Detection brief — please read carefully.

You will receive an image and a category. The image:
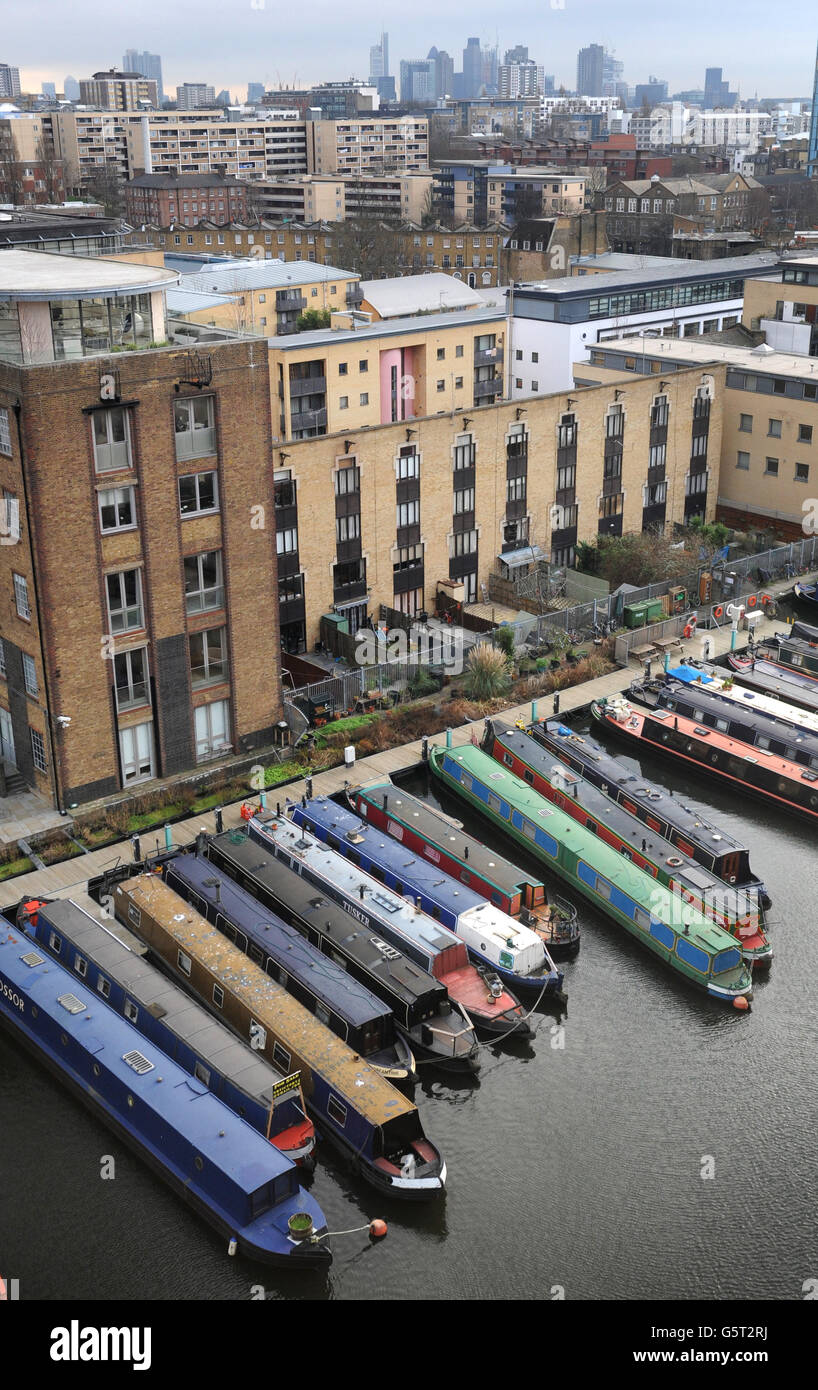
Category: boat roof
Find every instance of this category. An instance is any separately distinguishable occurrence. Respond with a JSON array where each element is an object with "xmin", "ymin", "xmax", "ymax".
[
  {"xmin": 732, "ymin": 660, "xmax": 818, "ymax": 710},
  {"xmin": 655, "ymin": 679, "xmax": 818, "ymax": 754},
  {"xmin": 488, "ymin": 723, "xmax": 755, "ymax": 914},
  {"xmin": 536, "ymin": 720, "xmax": 750, "ymax": 858},
  {"xmin": 668, "ymin": 664, "xmax": 818, "ymax": 731},
  {"xmin": 249, "ymin": 816, "xmax": 465, "ymax": 959},
  {"xmin": 0, "ymin": 927, "xmax": 292, "ymax": 1193},
  {"xmin": 616, "ymin": 698, "xmax": 815, "ymax": 786},
  {"xmin": 114, "ymin": 874, "xmax": 414, "ymax": 1127},
  {"xmin": 209, "ymin": 828, "xmax": 442, "ymax": 1007},
  {"xmin": 356, "ymin": 780, "xmax": 545, "ymax": 899},
  {"xmin": 292, "ymin": 798, "xmax": 535, "ymax": 945},
  {"xmin": 433, "ymin": 743, "xmax": 739, "ymax": 956},
  {"xmin": 164, "ymin": 852, "xmax": 392, "ymax": 1028},
  {"xmin": 30, "ymin": 899, "xmax": 287, "ymax": 1105}
]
